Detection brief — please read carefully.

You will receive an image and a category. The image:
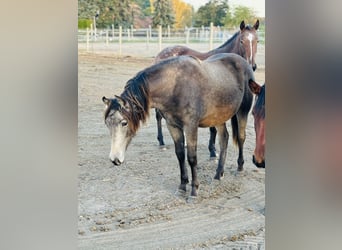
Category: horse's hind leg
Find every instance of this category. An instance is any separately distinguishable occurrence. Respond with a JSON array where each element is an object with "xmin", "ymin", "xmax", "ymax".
[
  {"xmin": 232, "ymin": 113, "xmax": 248, "ymax": 171},
  {"xmin": 166, "ymin": 123, "xmax": 188, "ymax": 192},
  {"xmin": 184, "ymin": 126, "xmax": 199, "ymax": 196},
  {"xmin": 214, "ymin": 123, "xmax": 229, "ymax": 180},
  {"xmin": 156, "ymin": 109, "xmax": 165, "ymax": 147},
  {"xmin": 208, "ymin": 127, "xmax": 217, "ymax": 159}
]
